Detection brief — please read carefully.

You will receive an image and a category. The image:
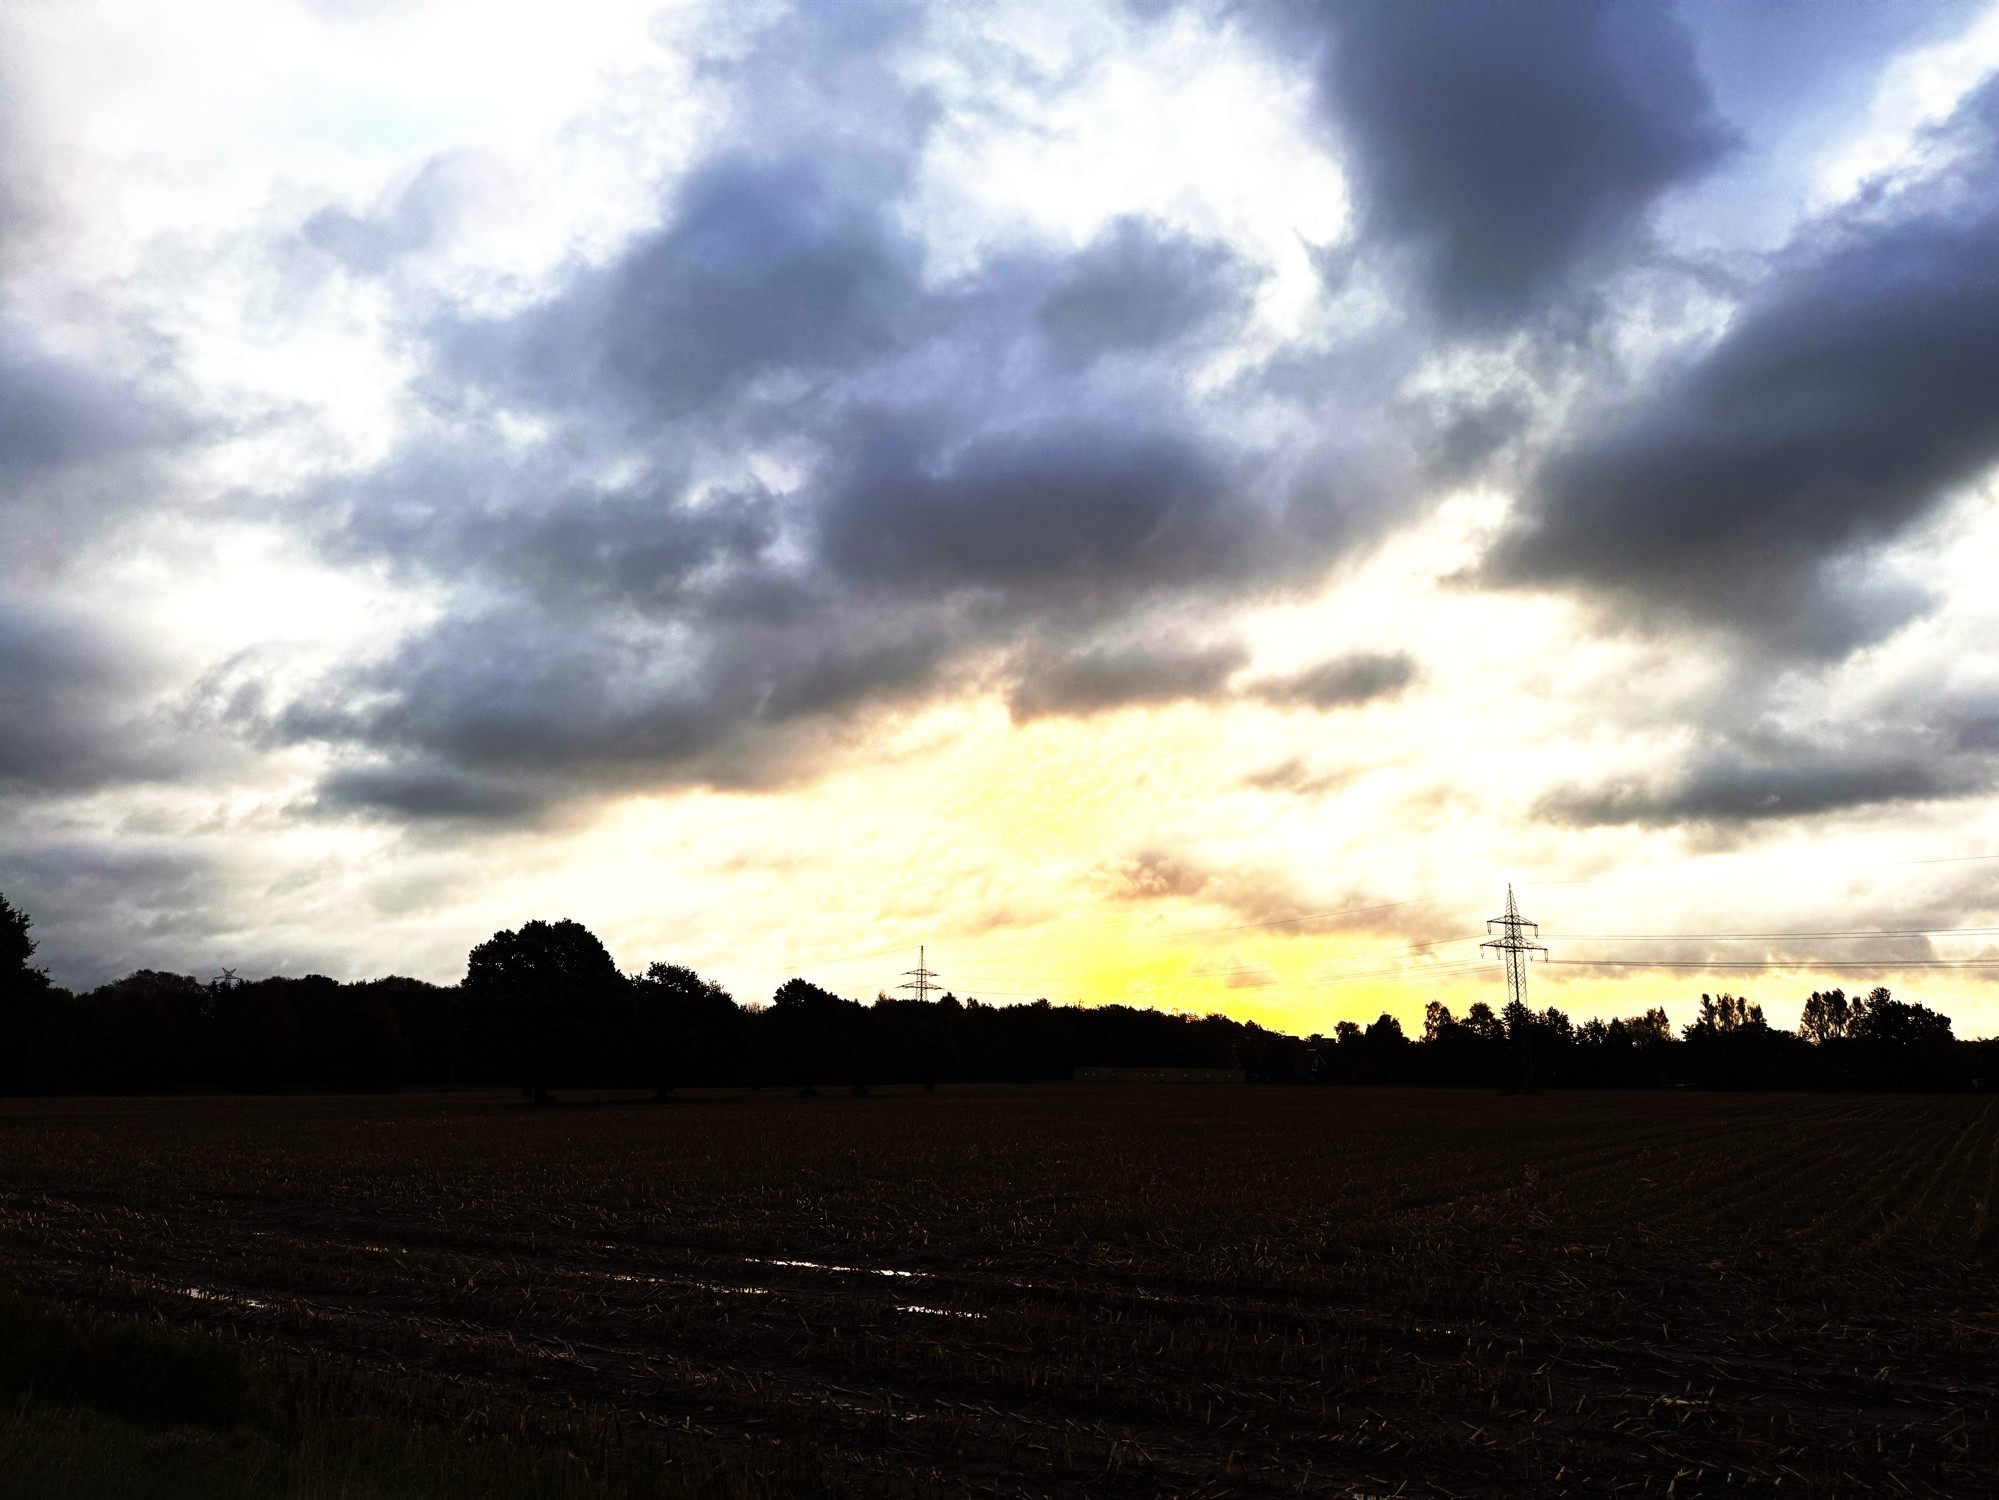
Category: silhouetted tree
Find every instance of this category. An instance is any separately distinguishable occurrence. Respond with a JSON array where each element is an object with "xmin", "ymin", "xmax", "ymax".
[
  {"xmin": 762, "ymin": 978, "xmax": 867, "ymax": 1091},
  {"xmin": 1625, "ymin": 1007, "xmax": 1672, "ymax": 1044},
  {"xmin": 0, "ymin": 895, "xmax": 87, "ymax": 1095},
  {"xmin": 1416, "ymin": 1001, "xmax": 1481, "ymax": 1083},
  {"xmin": 1501, "ymin": 998, "xmax": 1537, "ymax": 1090},
  {"xmin": 1463, "ymin": 1002, "xmax": 1505, "ymax": 1044},
  {"xmin": 82, "ymin": 970, "xmax": 205, "ymax": 1092},
  {"xmin": 0, "ymin": 894, "xmax": 47, "ymax": 1001},
  {"xmin": 1363, "ymin": 1013, "xmax": 1409, "ymax": 1080},
  {"xmin": 353, "ymin": 977, "xmax": 454, "ymax": 1084},
  {"xmin": 1678, "ymin": 992, "xmax": 1803, "ymax": 1089},
  {"xmin": 207, "ymin": 974, "xmax": 303, "ymax": 1092},
  {"xmin": 325, "ymin": 990, "xmax": 411, "ymax": 1092},
  {"xmin": 1845, "ymin": 987, "xmax": 1959, "ymax": 1089},
  {"xmin": 1799, "ymin": 988, "xmax": 1853, "ymax": 1044},
  {"xmin": 461, "ymin": 920, "xmax": 630, "ymax": 1104},
  {"xmin": 633, "ymin": 962, "xmax": 742, "ymax": 1093}
]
